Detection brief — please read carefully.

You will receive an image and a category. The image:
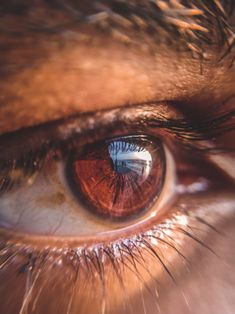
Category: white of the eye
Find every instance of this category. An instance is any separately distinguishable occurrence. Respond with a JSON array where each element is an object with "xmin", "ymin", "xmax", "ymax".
[{"xmin": 148, "ymin": 145, "xmax": 176, "ymax": 219}]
